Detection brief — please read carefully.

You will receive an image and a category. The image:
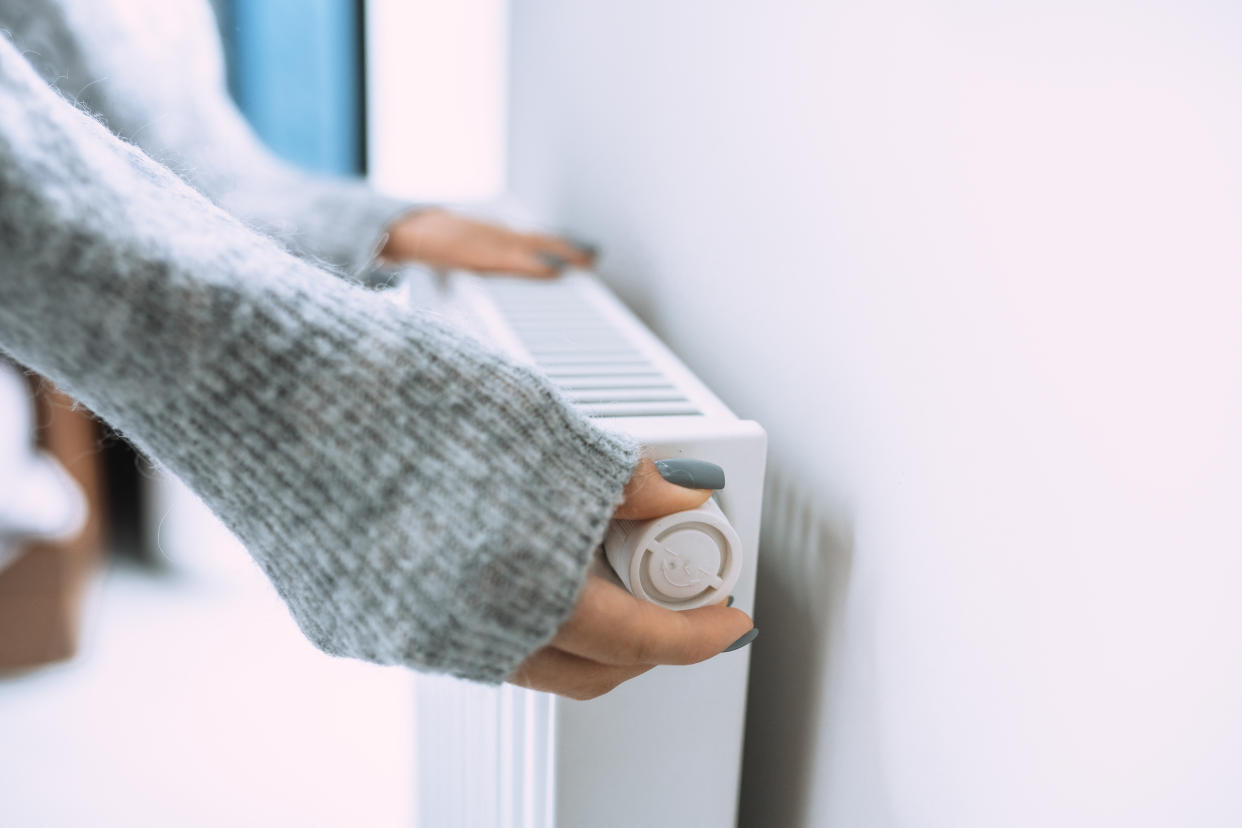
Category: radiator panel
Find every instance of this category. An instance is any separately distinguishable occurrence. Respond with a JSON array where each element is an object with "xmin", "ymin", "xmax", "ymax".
[{"xmin": 401, "ymin": 270, "xmax": 766, "ymax": 827}]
